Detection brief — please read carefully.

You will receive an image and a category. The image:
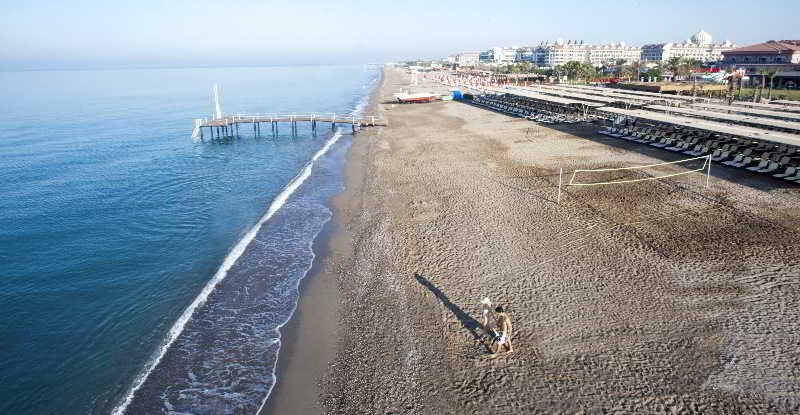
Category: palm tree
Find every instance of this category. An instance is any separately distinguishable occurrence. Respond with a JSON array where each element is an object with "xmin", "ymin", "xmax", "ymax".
[
  {"xmin": 552, "ymin": 64, "xmax": 566, "ymax": 81},
  {"xmin": 561, "ymin": 61, "xmax": 583, "ymax": 82},
  {"xmin": 760, "ymin": 69, "xmax": 778, "ymax": 100},
  {"xmin": 619, "ymin": 65, "xmax": 636, "ymax": 81},
  {"xmin": 579, "ymin": 63, "xmax": 598, "ymax": 82},
  {"xmin": 664, "ymin": 57, "xmax": 682, "ymax": 80},
  {"xmin": 664, "ymin": 57, "xmax": 695, "ymax": 81},
  {"xmin": 630, "ymin": 60, "xmax": 644, "ymax": 81}
]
